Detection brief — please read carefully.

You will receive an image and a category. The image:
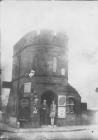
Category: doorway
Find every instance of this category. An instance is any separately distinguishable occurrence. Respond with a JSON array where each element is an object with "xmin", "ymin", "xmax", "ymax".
[{"xmin": 40, "ymin": 90, "xmax": 57, "ymax": 125}]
